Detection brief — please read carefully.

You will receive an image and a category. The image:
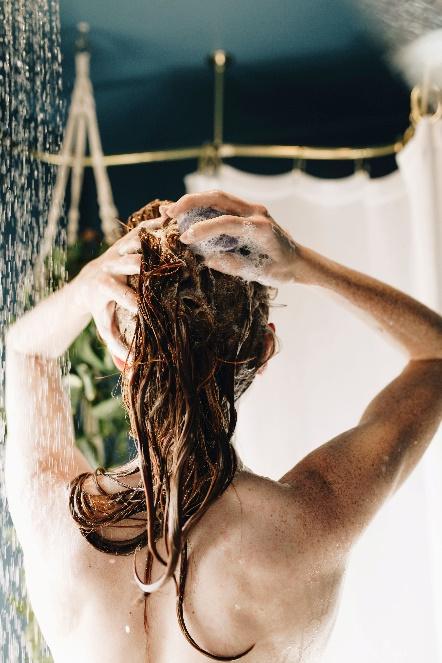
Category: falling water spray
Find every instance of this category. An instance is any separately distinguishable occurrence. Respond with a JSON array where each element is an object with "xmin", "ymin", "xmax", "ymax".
[{"xmin": 0, "ymin": 1, "xmax": 65, "ymax": 660}]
